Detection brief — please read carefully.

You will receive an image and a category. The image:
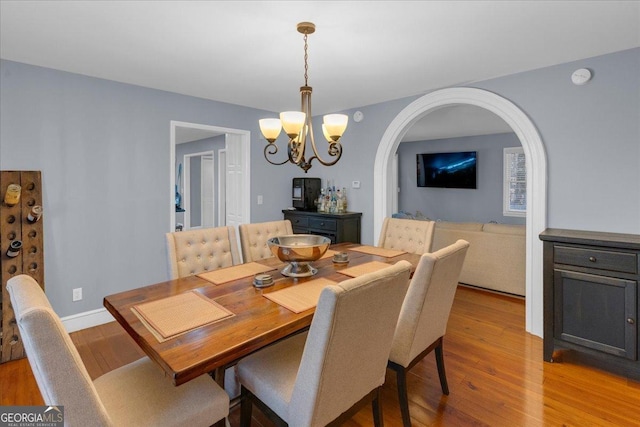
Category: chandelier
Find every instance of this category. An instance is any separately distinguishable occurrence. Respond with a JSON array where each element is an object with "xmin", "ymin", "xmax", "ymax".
[{"xmin": 259, "ymin": 22, "xmax": 348, "ymax": 173}]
